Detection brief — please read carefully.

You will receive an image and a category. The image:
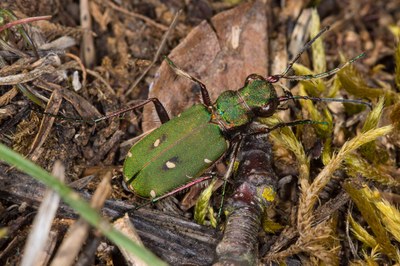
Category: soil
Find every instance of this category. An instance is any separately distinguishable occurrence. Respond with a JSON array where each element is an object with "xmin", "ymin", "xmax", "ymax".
[{"xmin": 1, "ymin": 0, "xmax": 400, "ymax": 265}]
